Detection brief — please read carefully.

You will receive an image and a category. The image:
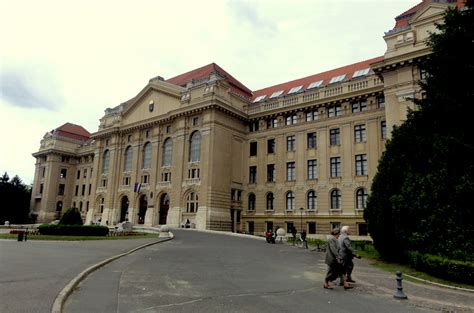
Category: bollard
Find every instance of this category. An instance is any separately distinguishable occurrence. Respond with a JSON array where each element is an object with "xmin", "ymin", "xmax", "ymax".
[
  {"xmin": 393, "ymin": 271, "xmax": 408, "ymax": 299},
  {"xmin": 17, "ymin": 231, "xmax": 24, "ymax": 242}
]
